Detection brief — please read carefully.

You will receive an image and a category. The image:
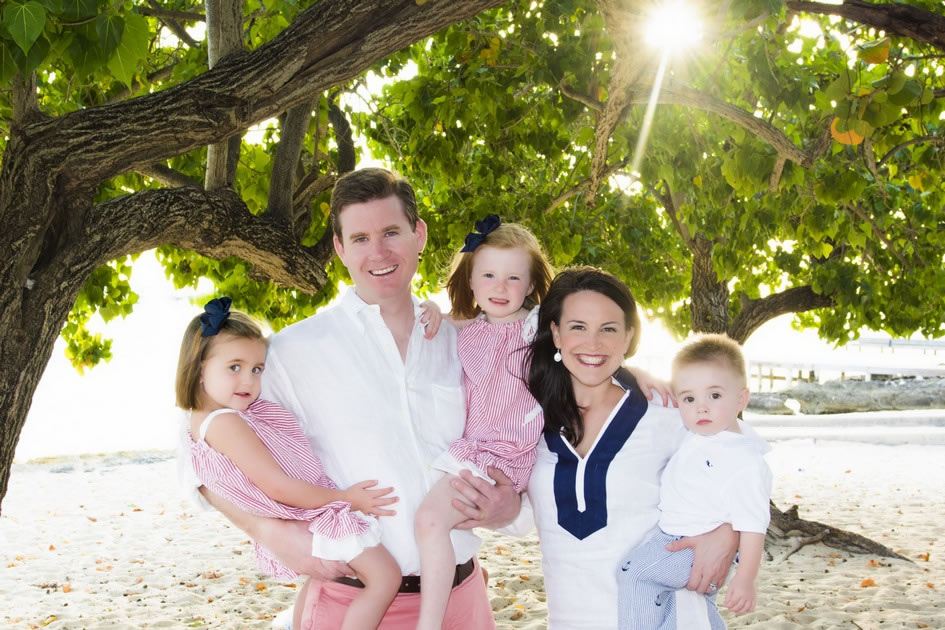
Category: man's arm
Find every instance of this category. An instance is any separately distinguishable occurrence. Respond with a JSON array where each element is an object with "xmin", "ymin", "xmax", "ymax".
[
  {"xmin": 199, "ymin": 486, "xmax": 352, "ymax": 579},
  {"xmin": 664, "ymin": 523, "xmax": 739, "ymax": 593},
  {"xmin": 449, "ymin": 467, "xmax": 522, "ymax": 530}
]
